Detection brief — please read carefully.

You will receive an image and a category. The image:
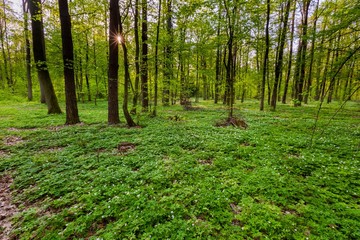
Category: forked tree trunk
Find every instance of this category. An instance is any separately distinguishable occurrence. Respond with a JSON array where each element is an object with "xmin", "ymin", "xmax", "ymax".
[
  {"xmin": 58, "ymin": 0, "xmax": 80, "ymax": 124},
  {"xmin": 119, "ymin": 5, "xmax": 137, "ymax": 127},
  {"xmin": 29, "ymin": 0, "xmax": 62, "ymax": 114}
]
